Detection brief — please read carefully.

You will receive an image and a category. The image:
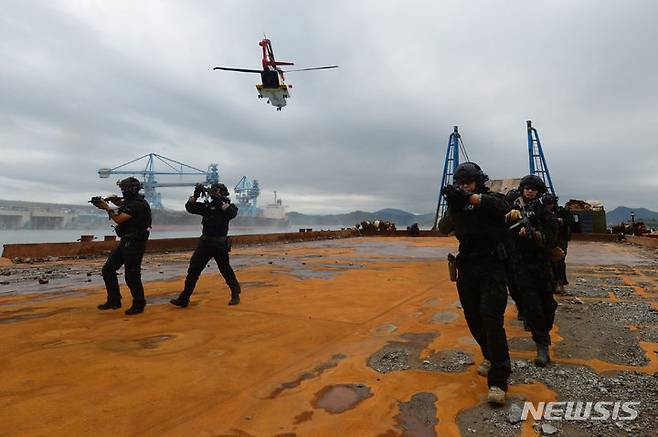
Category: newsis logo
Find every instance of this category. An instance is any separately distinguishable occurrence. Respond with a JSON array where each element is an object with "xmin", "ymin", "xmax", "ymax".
[{"xmin": 521, "ymin": 401, "xmax": 640, "ymax": 421}]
